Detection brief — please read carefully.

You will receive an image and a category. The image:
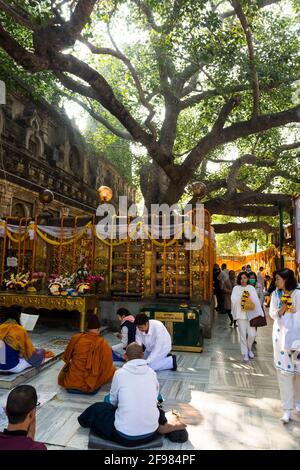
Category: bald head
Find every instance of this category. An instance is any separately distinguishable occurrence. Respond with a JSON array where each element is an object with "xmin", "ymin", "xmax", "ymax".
[{"xmin": 125, "ymin": 342, "xmax": 144, "ymax": 361}]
